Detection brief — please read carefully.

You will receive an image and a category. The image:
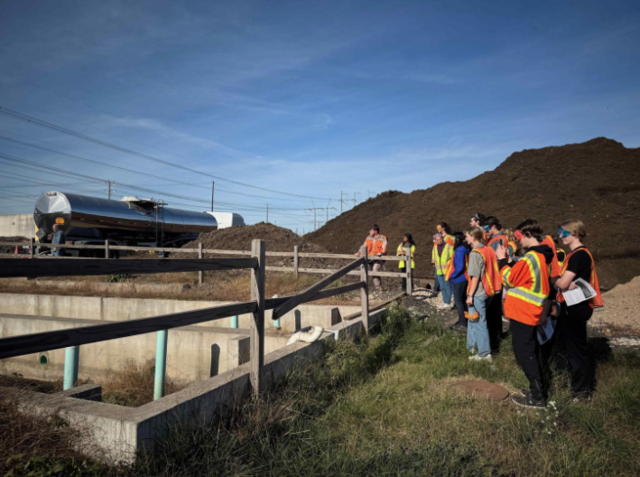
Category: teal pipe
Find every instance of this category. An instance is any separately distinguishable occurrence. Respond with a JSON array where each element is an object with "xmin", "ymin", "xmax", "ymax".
[
  {"xmin": 230, "ymin": 315, "xmax": 238, "ymax": 329},
  {"xmin": 63, "ymin": 346, "xmax": 79, "ymax": 390},
  {"xmin": 154, "ymin": 330, "xmax": 168, "ymax": 400},
  {"xmin": 274, "ymin": 318, "xmax": 281, "ymax": 328}
]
